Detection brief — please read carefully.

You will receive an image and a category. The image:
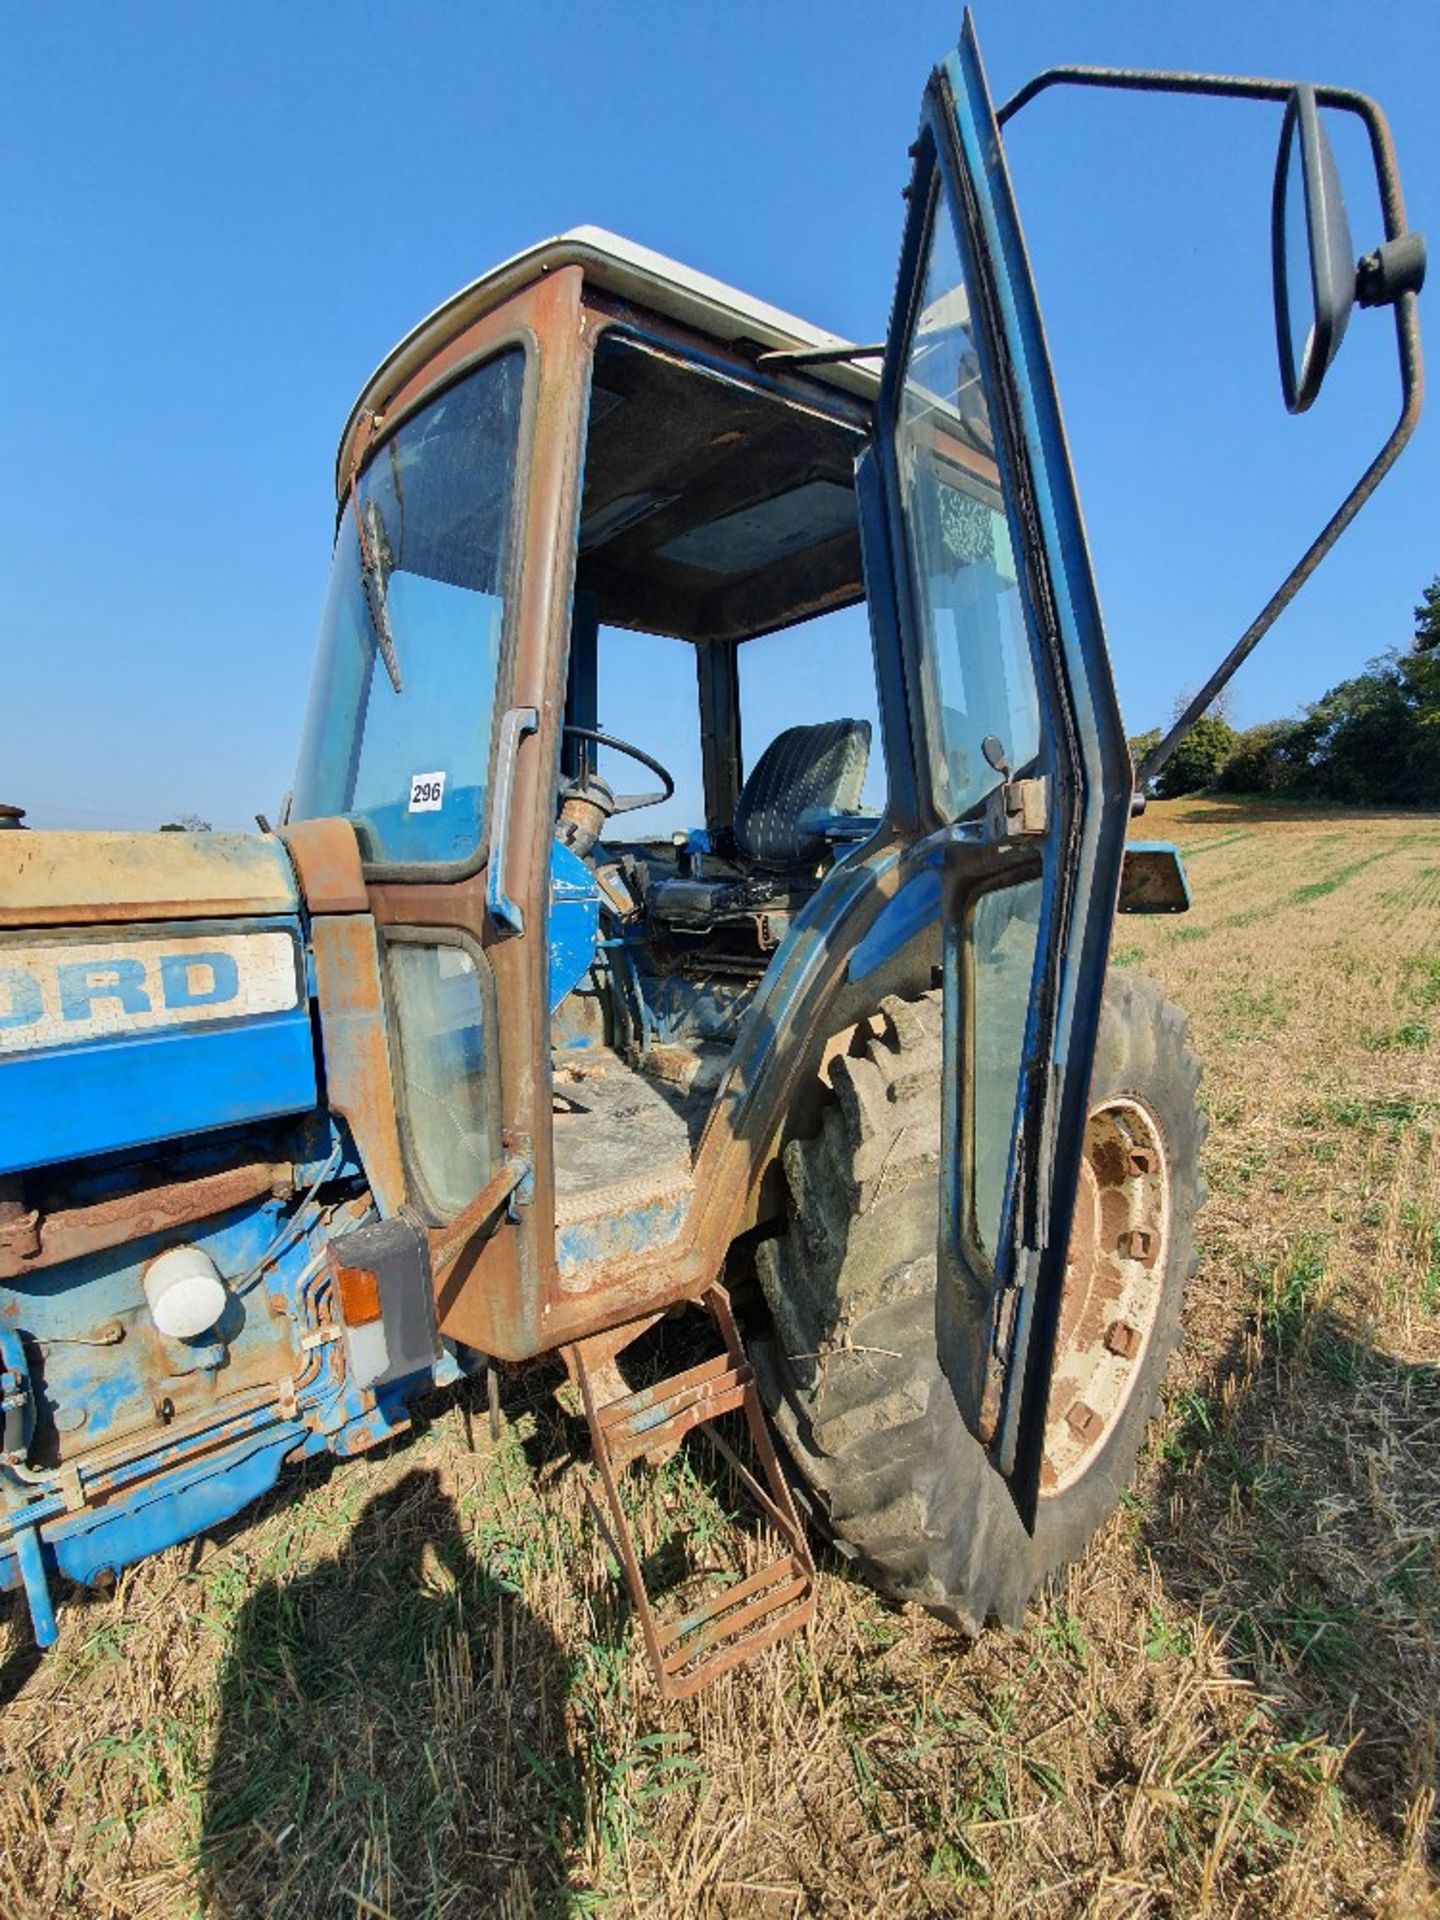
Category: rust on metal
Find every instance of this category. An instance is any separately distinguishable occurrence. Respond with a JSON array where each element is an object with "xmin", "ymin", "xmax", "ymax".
[
  {"xmin": 597, "ymin": 1350, "xmax": 751, "ymax": 1468},
  {"xmin": 0, "ymin": 1159, "xmax": 289, "ymax": 1280},
  {"xmin": 307, "ymin": 915, "xmax": 408, "ymax": 1219},
  {"xmin": 566, "ymin": 1286, "xmax": 816, "ymax": 1699},
  {"xmin": 1065, "ymin": 1400, "xmax": 1102, "ymax": 1441},
  {"xmin": 77, "ymin": 1386, "xmax": 282, "ymax": 1502},
  {"xmin": 657, "ymin": 1556, "xmax": 812, "ymax": 1685},
  {"xmin": 1052, "ymin": 1160, "xmax": 1122, "ymax": 1364},
  {"xmin": 538, "ymin": 1242, "xmax": 712, "ymax": 1349},
  {"xmin": 1103, "ymin": 1318, "xmax": 1143, "ymax": 1359},
  {"xmin": 279, "ymin": 817, "xmax": 367, "ymax": 915},
  {"xmin": 367, "ymin": 873, "xmax": 491, "ymax": 938},
  {"xmin": 0, "ymin": 830, "xmax": 298, "ymax": 929},
  {"xmin": 363, "ymin": 268, "xmax": 609, "ymax": 1364},
  {"xmin": 1045, "ymin": 1098, "xmax": 1171, "ymax": 1495},
  {"xmin": 427, "ymin": 1154, "xmax": 539, "ymax": 1345},
  {"xmin": 0, "ymin": 1179, "xmax": 40, "ymax": 1263},
  {"xmin": 1118, "ymin": 1227, "xmax": 1158, "ymax": 1264},
  {"xmin": 0, "ymin": 1210, "xmax": 41, "ymax": 1263},
  {"xmin": 427, "ymin": 1173, "xmax": 527, "ymax": 1357}
]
